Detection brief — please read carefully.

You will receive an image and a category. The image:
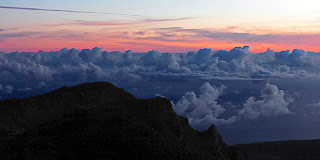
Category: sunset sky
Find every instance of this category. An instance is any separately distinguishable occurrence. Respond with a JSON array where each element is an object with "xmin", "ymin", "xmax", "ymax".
[
  {"xmin": 2, "ymin": 1, "xmax": 320, "ymax": 145},
  {"xmin": 1, "ymin": 0, "xmax": 320, "ymax": 52}
]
